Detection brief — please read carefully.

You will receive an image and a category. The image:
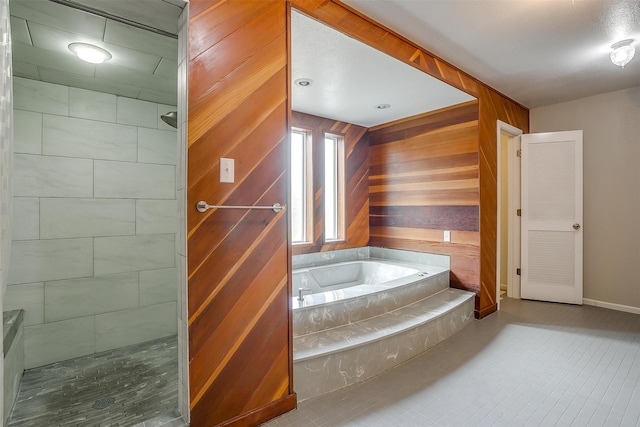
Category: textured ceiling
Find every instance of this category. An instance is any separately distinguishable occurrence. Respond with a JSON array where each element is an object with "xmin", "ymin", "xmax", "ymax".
[
  {"xmin": 342, "ymin": 0, "xmax": 640, "ymax": 108},
  {"xmin": 9, "ymin": 0, "xmax": 183, "ymax": 106},
  {"xmin": 291, "ymin": 11, "xmax": 475, "ymax": 127}
]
